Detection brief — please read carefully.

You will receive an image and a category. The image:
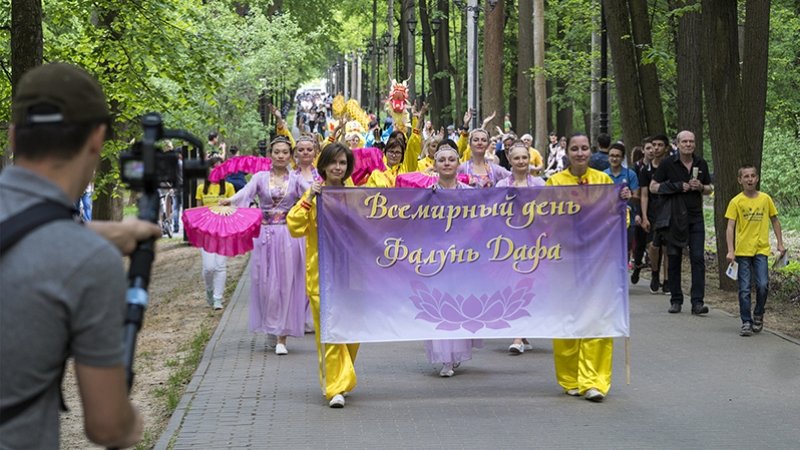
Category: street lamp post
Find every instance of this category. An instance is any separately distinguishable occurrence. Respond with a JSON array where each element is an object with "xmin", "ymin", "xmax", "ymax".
[
  {"xmin": 453, "ymin": 0, "xmax": 498, "ymax": 130},
  {"xmin": 407, "ymin": 16, "xmax": 417, "ymax": 101}
]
